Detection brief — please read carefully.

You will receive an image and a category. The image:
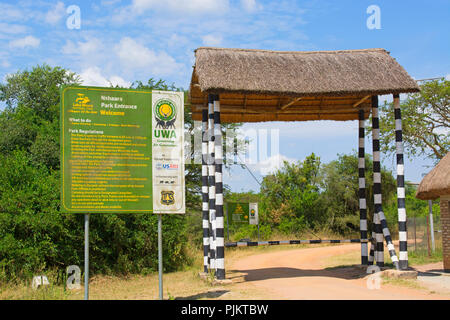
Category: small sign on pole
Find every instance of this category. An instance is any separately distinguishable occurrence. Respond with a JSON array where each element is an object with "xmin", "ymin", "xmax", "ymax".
[
  {"xmin": 227, "ymin": 202, "xmax": 250, "ymax": 224},
  {"xmin": 249, "ymin": 203, "xmax": 259, "ymax": 225},
  {"xmin": 226, "ymin": 202, "xmax": 259, "ymax": 225}
]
